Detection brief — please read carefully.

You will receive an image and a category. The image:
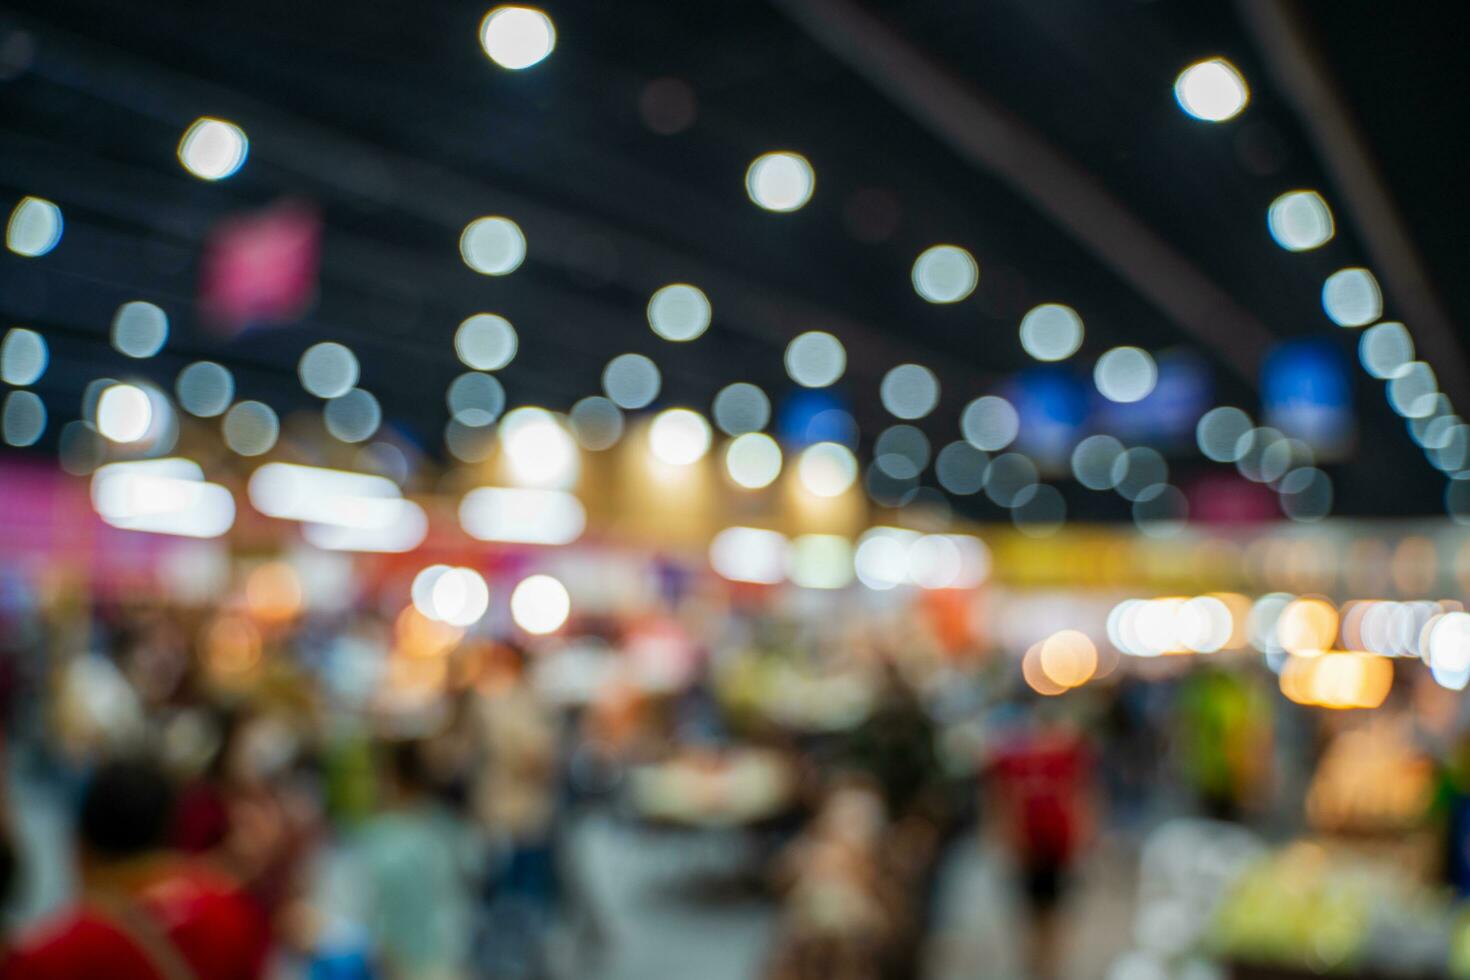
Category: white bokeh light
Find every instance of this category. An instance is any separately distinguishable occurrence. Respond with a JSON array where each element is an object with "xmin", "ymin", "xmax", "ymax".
[
  {"xmin": 2, "ymin": 391, "xmax": 45, "ymax": 447},
  {"xmin": 447, "ymin": 372, "xmax": 506, "ymax": 427},
  {"xmin": 324, "ymin": 388, "xmax": 381, "ymax": 443},
  {"xmin": 460, "ymin": 216, "xmax": 526, "ymax": 276},
  {"xmin": 798, "ymin": 442, "xmax": 858, "ymax": 497},
  {"xmin": 111, "ymin": 301, "xmax": 168, "ymax": 358},
  {"xmin": 6, "ymin": 197, "xmax": 62, "ymax": 257},
  {"xmin": 961, "ymin": 395, "xmax": 1019, "ymax": 451},
  {"xmin": 1094, "ymin": 347, "xmax": 1157, "ymax": 403},
  {"xmin": 511, "ymin": 574, "xmax": 571, "ymax": 634},
  {"xmin": 603, "ymin": 353, "xmax": 661, "ymax": 409},
  {"xmin": 222, "ymin": 401, "xmax": 280, "ymax": 456},
  {"xmin": 176, "ymin": 362, "xmax": 234, "ymax": 418},
  {"xmin": 178, "ymin": 118, "xmax": 249, "ymax": 181},
  {"xmin": 298, "ymin": 342, "xmax": 360, "ymax": 399},
  {"xmin": 1359, "ymin": 322, "xmax": 1414, "ymax": 380},
  {"xmin": 912, "ymin": 245, "xmax": 978, "ymax": 304},
  {"xmin": 1, "ymin": 328, "xmax": 47, "ymax": 386},
  {"xmin": 712, "ymin": 382, "xmax": 770, "ymax": 435},
  {"xmin": 745, "ymin": 152, "xmax": 815, "ymax": 212},
  {"xmin": 1174, "ymin": 58, "xmax": 1249, "ymax": 122},
  {"xmin": 97, "ymin": 383, "xmax": 153, "ymax": 443},
  {"xmin": 710, "ymin": 527, "xmax": 789, "ymax": 585},
  {"xmin": 1019, "ymin": 304, "xmax": 1084, "ymax": 362},
  {"xmin": 784, "ymin": 331, "xmax": 846, "ymax": 387},
  {"xmin": 569, "ymin": 396, "xmax": 624, "ymax": 450},
  {"xmin": 480, "ymin": 6, "xmax": 556, "ymax": 70},
  {"xmin": 1196, "ymin": 406, "xmax": 1254, "ymax": 462},
  {"xmin": 1322, "ymin": 267, "xmax": 1382, "ymax": 327},
  {"xmin": 880, "ymin": 363, "xmax": 940, "ymax": 419},
  {"xmin": 647, "ymin": 283, "xmax": 711, "ymax": 342},
  {"xmin": 1267, "ymin": 190, "xmax": 1334, "ymax": 251},
  {"xmin": 724, "ymin": 432, "xmax": 782, "ymax": 488},
  {"xmin": 649, "ymin": 408, "xmax": 712, "ymax": 466},
  {"xmin": 455, "ymin": 313, "xmax": 518, "ymax": 370},
  {"xmin": 430, "ymin": 567, "xmax": 491, "ymax": 627},
  {"xmin": 501, "ymin": 407, "xmax": 580, "ymax": 488}
]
